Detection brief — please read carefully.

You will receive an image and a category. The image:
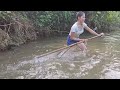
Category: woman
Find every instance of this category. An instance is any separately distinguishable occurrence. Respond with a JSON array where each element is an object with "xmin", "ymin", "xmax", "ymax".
[{"xmin": 67, "ymin": 11, "xmax": 104, "ymax": 52}]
